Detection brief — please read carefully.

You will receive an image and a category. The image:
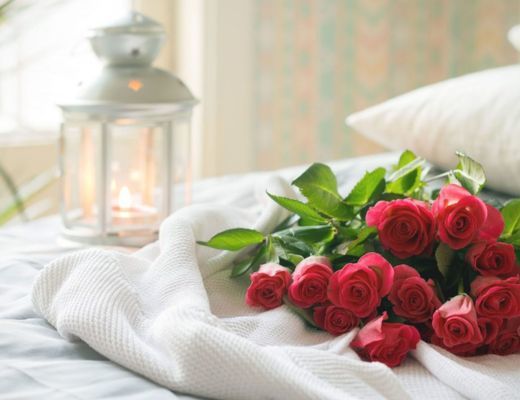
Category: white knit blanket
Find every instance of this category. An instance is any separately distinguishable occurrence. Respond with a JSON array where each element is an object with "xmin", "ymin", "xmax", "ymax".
[{"xmin": 32, "ymin": 169, "xmax": 520, "ymax": 400}]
